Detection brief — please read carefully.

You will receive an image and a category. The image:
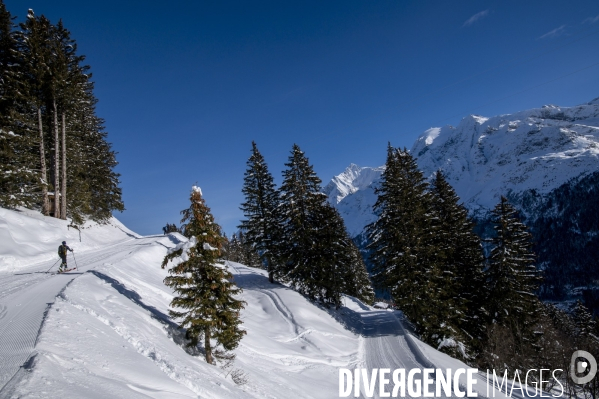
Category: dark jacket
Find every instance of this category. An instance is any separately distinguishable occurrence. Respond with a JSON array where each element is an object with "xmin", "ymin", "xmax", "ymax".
[{"xmin": 58, "ymin": 244, "xmax": 72, "ymax": 257}]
